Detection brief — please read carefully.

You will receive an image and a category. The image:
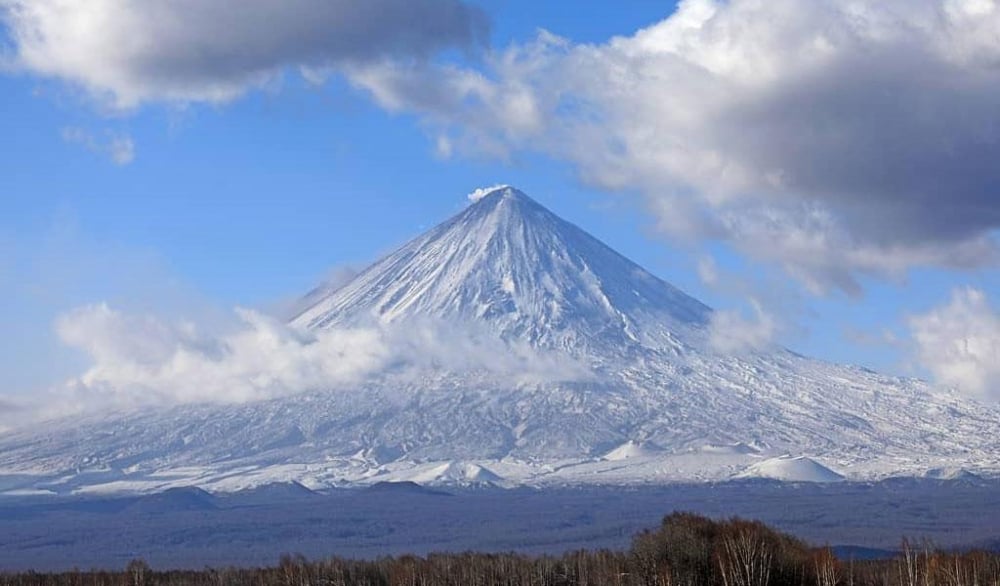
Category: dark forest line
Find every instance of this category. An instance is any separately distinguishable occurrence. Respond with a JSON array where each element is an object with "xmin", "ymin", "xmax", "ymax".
[{"xmin": 2, "ymin": 513, "xmax": 998, "ymax": 586}]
